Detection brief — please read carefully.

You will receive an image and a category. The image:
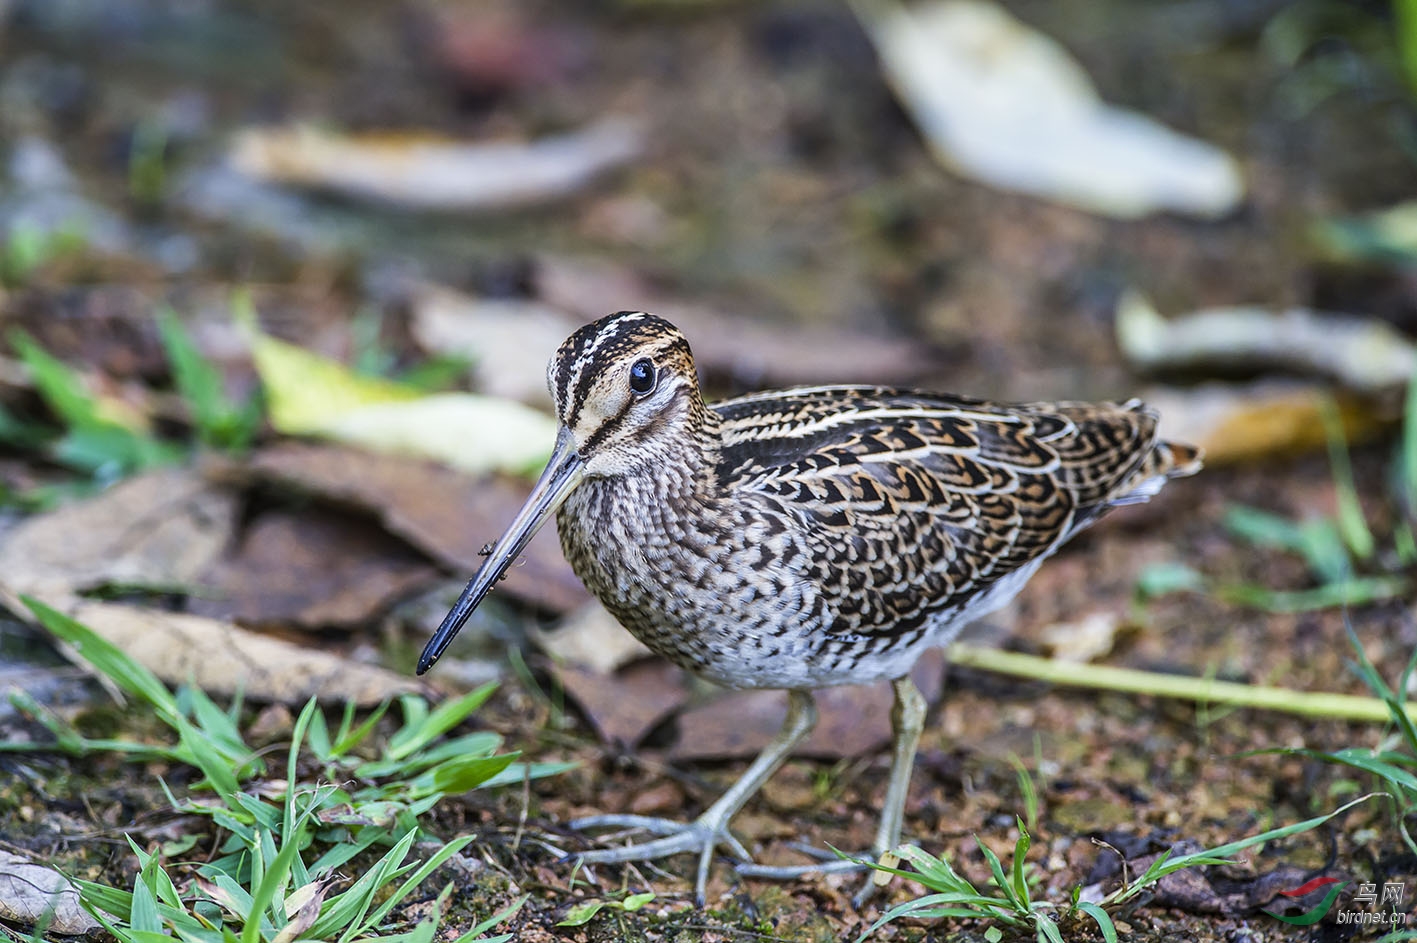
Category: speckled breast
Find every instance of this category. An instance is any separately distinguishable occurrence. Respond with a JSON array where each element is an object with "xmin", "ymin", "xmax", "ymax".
[{"xmin": 553, "ymin": 471, "xmax": 942, "ymax": 690}]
